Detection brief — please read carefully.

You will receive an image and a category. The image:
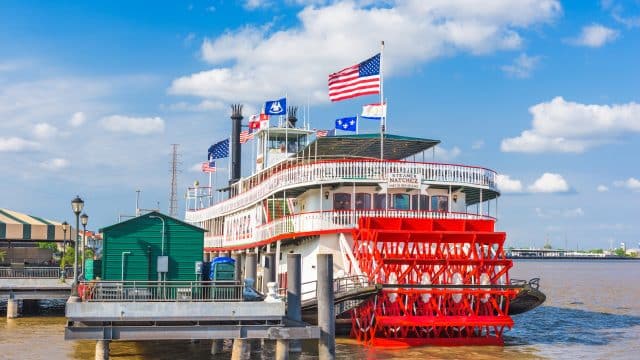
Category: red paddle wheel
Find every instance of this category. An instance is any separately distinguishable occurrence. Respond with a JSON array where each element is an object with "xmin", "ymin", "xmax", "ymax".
[{"xmin": 349, "ymin": 217, "xmax": 518, "ymax": 347}]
